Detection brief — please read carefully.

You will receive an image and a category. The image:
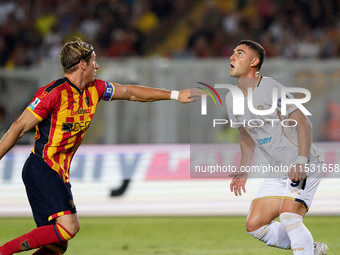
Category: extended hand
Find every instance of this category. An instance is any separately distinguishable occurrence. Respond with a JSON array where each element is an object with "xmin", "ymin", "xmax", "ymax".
[
  {"xmin": 178, "ymin": 88, "xmax": 206, "ymax": 103},
  {"xmin": 229, "ymin": 171, "xmax": 248, "ymax": 196},
  {"xmin": 288, "ymin": 163, "xmax": 307, "ymax": 182}
]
